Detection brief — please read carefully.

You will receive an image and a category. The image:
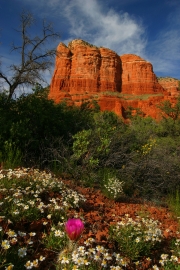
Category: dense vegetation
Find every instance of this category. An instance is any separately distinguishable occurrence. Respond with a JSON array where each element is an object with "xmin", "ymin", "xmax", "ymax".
[
  {"xmin": 1, "ymin": 86, "xmax": 180, "ymax": 269},
  {"xmin": 1, "ymin": 85, "xmax": 180, "ymax": 202}
]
